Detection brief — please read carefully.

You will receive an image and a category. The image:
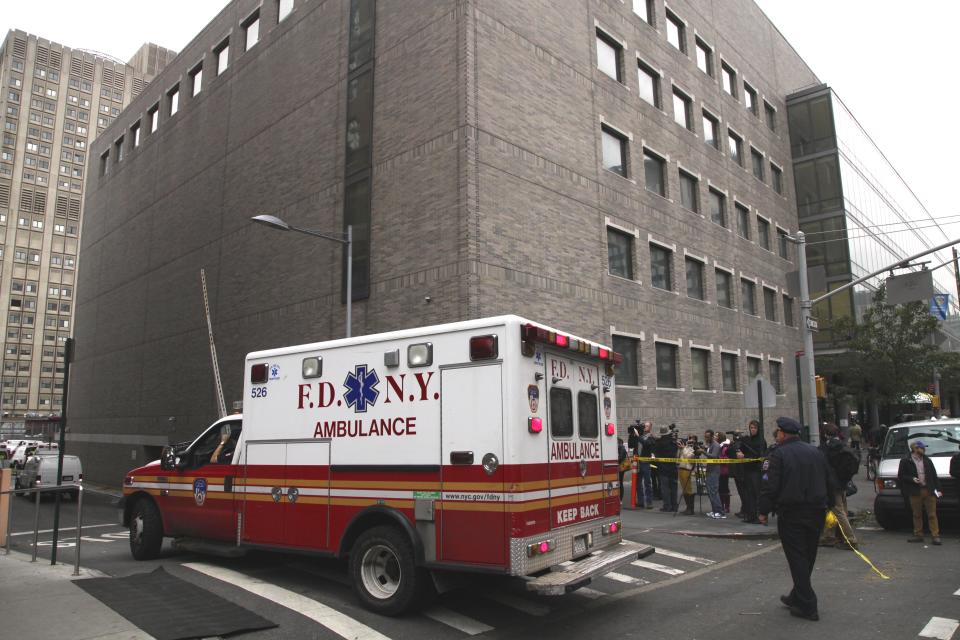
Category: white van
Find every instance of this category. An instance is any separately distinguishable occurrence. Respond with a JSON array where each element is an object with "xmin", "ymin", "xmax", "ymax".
[{"xmin": 16, "ymin": 453, "xmax": 82, "ymax": 499}]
